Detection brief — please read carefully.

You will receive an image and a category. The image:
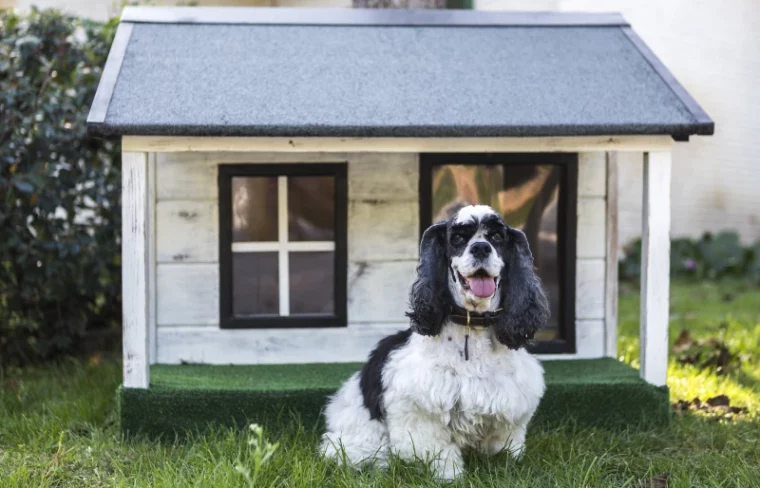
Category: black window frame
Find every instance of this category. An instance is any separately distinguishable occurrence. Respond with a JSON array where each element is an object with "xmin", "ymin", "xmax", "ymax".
[
  {"xmin": 218, "ymin": 163, "xmax": 348, "ymax": 329},
  {"xmin": 419, "ymin": 153, "xmax": 578, "ymax": 355}
]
